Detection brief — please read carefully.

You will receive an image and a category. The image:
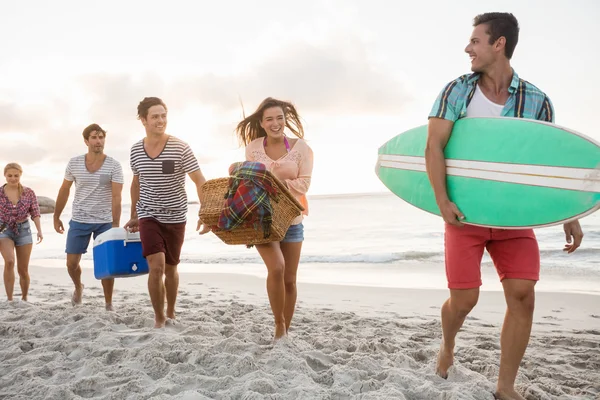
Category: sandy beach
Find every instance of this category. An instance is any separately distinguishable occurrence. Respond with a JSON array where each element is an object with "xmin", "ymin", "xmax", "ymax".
[{"xmin": 0, "ymin": 264, "xmax": 598, "ymax": 400}]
